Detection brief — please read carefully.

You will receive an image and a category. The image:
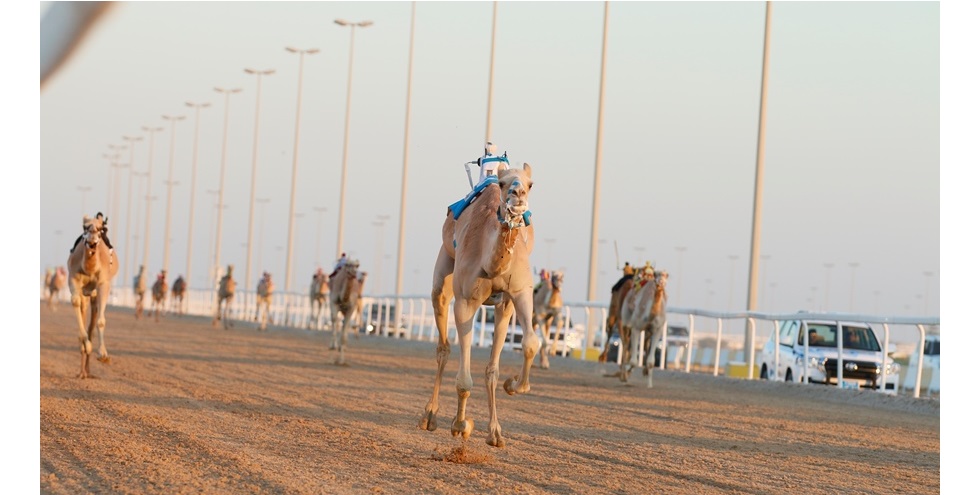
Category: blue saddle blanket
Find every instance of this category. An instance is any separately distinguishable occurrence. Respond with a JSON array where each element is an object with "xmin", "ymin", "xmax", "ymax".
[{"xmin": 449, "ymin": 175, "xmax": 498, "ymax": 220}]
